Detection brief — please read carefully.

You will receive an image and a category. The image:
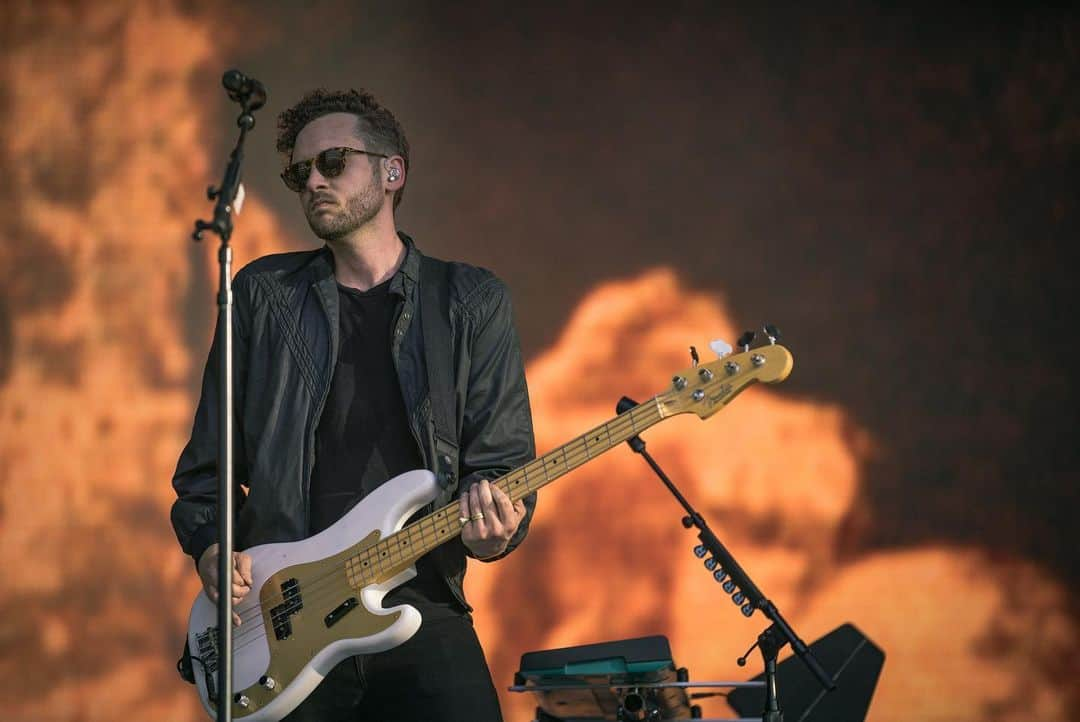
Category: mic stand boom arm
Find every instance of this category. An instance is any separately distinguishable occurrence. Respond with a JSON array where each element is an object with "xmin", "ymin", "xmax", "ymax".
[
  {"xmin": 615, "ymin": 396, "xmax": 836, "ymax": 719},
  {"xmin": 190, "ymin": 69, "xmax": 266, "ymax": 722}
]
